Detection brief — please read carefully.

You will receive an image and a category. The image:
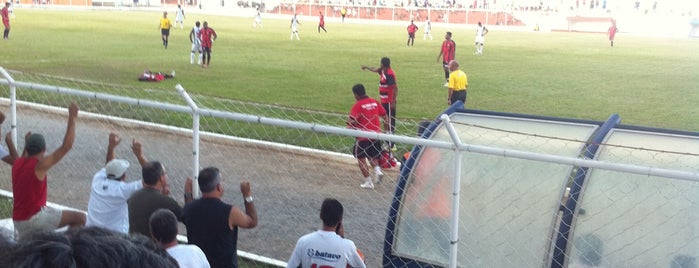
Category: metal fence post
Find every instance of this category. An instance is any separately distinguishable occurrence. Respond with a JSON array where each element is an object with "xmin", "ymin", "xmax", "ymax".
[
  {"xmin": 0, "ymin": 67, "xmax": 17, "ymax": 151},
  {"xmin": 176, "ymin": 84, "xmax": 201, "ymax": 198},
  {"xmin": 440, "ymin": 114, "xmax": 463, "ymax": 268}
]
